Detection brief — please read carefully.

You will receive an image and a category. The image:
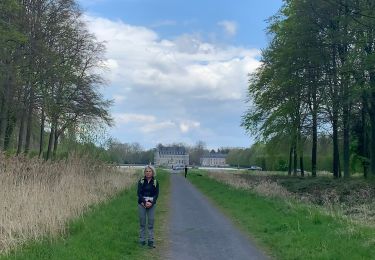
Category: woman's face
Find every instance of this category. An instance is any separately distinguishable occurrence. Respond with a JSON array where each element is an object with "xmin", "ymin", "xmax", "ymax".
[{"xmin": 145, "ymin": 168, "xmax": 153, "ymax": 178}]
